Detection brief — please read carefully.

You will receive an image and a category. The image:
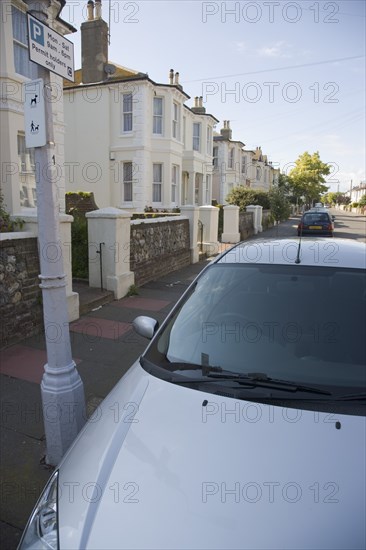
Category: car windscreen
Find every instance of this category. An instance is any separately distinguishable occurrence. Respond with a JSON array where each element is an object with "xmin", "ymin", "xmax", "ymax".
[{"xmin": 145, "ymin": 264, "xmax": 366, "ymax": 391}]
